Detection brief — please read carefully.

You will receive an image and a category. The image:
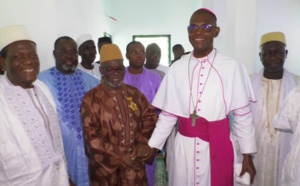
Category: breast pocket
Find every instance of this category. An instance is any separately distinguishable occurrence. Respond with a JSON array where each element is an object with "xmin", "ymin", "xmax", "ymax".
[{"xmin": 0, "ymin": 143, "xmax": 29, "ymax": 181}]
